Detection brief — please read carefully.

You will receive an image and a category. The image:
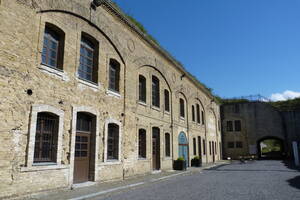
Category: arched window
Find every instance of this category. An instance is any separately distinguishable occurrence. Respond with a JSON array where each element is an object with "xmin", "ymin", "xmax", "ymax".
[
  {"xmin": 138, "ymin": 129, "xmax": 146, "ymax": 158},
  {"xmin": 179, "ymin": 98, "xmax": 185, "ymax": 118},
  {"xmin": 164, "ymin": 90, "xmax": 170, "ymax": 112},
  {"xmin": 42, "ymin": 23, "xmax": 65, "ymax": 70},
  {"xmin": 196, "ymin": 104, "xmax": 201, "ymax": 124},
  {"xmin": 109, "ymin": 59, "xmax": 121, "ymax": 93},
  {"xmin": 165, "ymin": 133, "xmax": 171, "ymax": 157},
  {"xmin": 139, "ymin": 75, "xmax": 146, "ymax": 103},
  {"xmin": 193, "ymin": 138, "xmax": 197, "ymax": 155},
  {"xmin": 152, "ymin": 76, "xmax": 160, "ymax": 107},
  {"xmin": 201, "ymin": 110, "xmax": 205, "ymax": 125},
  {"xmin": 34, "ymin": 112, "xmax": 59, "ymax": 163},
  {"xmin": 192, "ymin": 105, "xmax": 195, "ymax": 122},
  {"xmin": 107, "ymin": 123, "xmax": 119, "ymax": 160},
  {"xmin": 78, "ymin": 33, "xmax": 99, "ymax": 83}
]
